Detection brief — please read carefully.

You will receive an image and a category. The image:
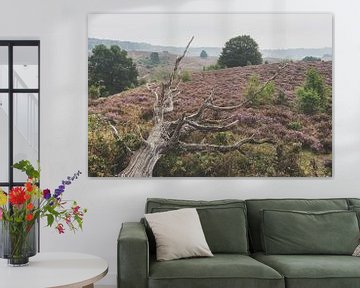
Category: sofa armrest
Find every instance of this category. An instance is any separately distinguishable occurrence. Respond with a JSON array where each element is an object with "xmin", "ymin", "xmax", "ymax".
[{"xmin": 118, "ymin": 222, "xmax": 149, "ymax": 288}]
